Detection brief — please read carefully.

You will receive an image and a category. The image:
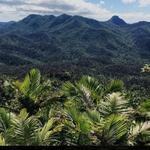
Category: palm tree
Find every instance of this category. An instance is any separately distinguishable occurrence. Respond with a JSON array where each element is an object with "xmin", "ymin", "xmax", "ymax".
[
  {"xmin": 15, "ymin": 68, "xmax": 51, "ymax": 114},
  {"xmin": 98, "ymin": 92, "xmax": 133, "ymax": 117},
  {"xmin": 64, "ymin": 101, "xmax": 131, "ymax": 146},
  {"xmin": 128, "ymin": 120, "xmax": 150, "ymax": 145},
  {"xmin": 0, "ymin": 108, "xmax": 62, "ymax": 146},
  {"xmin": 62, "ymin": 76, "xmax": 124, "ymax": 110},
  {"xmin": 6, "ymin": 109, "xmax": 41, "ymax": 145},
  {"xmin": 64, "ymin": 106, "xmax": 93, "ymax": 145},
  {"xmin": 62, "ymin": 76, "xmax": 136, "ymax": 145},
  {"xmin": 98, "ymin": 114, "xmax": 129, "ymax": 145}
]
